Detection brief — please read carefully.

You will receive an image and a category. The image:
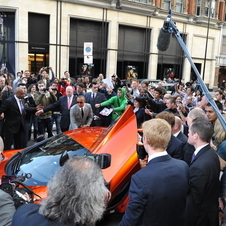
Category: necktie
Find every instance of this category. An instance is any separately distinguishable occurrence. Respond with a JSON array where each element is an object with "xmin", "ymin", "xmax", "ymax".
[
  {"xmin": 92, "ymin": 93, "xmax": 95, "ymax": 99},
  {"xmin": 68, "ymin": 97, "xmax": 72, "ymax": 109},
  {"xmin": 190, "ymin": 153, "xmax": 196, "ymax": 163},
  {"xmin": 81, "ymin": 108, "xmax": 84, "ymax": 118},
  {"xmin": 19, "ymin": 99, "xmax": 25, "ymax": 115}
]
